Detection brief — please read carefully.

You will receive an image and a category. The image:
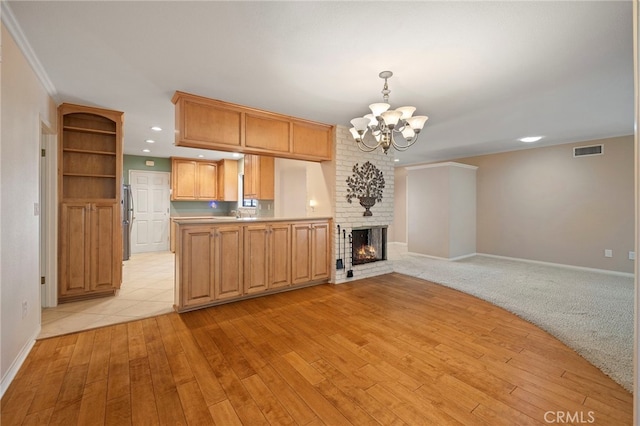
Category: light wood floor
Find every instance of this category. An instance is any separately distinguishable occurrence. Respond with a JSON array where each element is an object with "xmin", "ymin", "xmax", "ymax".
[{"xmin": 2, "ymin": 273, "xmax": 632, "ymax": 425}]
